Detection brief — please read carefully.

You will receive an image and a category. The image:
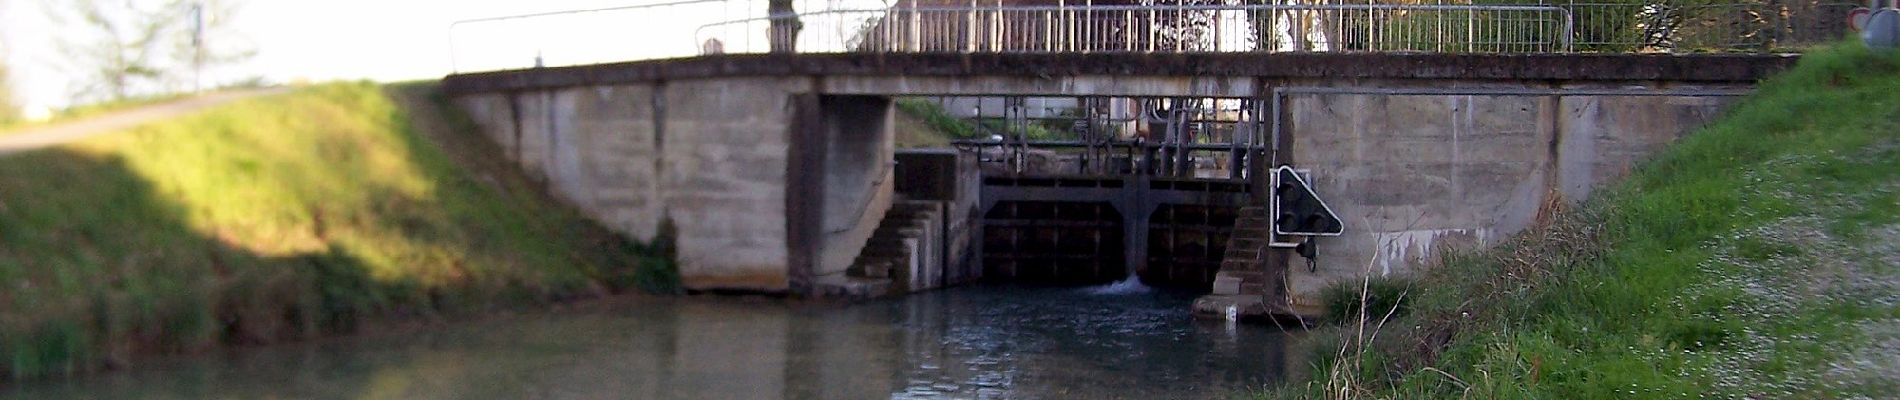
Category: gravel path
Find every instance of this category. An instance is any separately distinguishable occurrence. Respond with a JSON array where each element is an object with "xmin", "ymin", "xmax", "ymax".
[{"xmin": 0, "ymin": 88, "xmax": 286, "ymax": 157}]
